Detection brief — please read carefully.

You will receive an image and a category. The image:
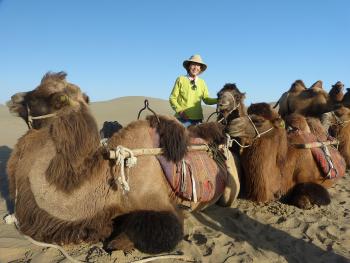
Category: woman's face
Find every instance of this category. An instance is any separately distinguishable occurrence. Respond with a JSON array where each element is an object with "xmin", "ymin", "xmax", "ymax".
[{"xmin": 188, "ymin": 63, "xmax": 202, "ymax": 77}]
